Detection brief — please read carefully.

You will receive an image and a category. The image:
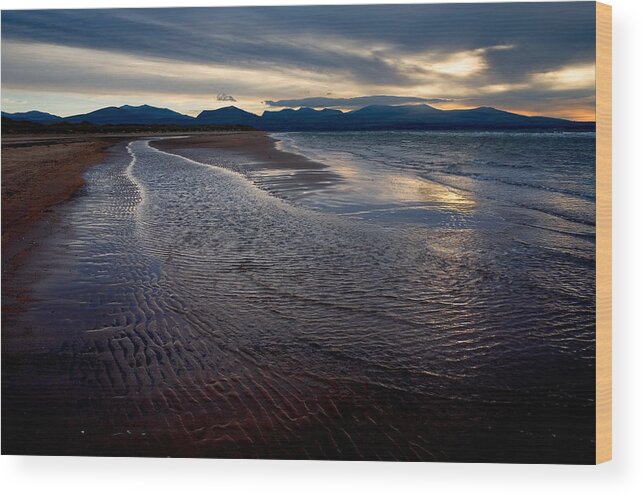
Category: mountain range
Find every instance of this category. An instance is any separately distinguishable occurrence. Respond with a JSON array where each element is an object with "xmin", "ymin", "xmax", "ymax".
[
  {"xmin": 1, "ymin": 110, "xmax": 64, "ymax": 124},
  {"xmin": 2, "ymin": 104, "xmax": 595, "ymax": 131}
]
